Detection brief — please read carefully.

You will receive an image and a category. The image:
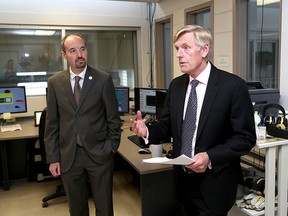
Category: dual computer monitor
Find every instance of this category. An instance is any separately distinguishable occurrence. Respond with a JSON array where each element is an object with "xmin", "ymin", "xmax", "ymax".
[{"xmin": 115, "ymin": 86, "xmax": 168, "ymax": 119}]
